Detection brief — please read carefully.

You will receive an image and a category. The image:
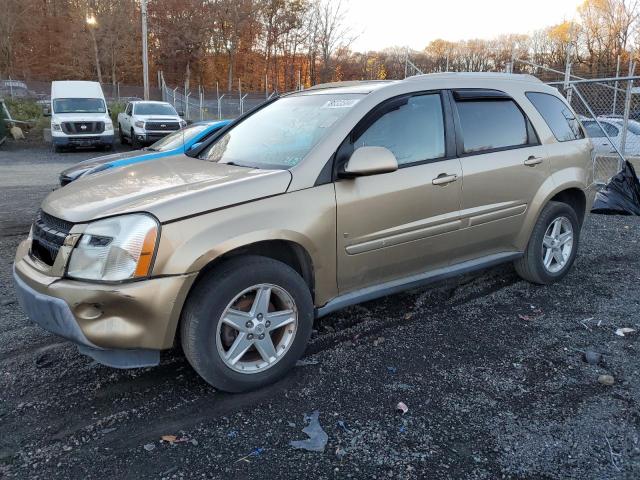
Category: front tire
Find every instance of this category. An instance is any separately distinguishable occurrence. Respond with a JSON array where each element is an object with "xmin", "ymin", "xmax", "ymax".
[
  {"xmin": 130, "ymin": 129, "xmax": 140, "ymax": 149},
  {"xmin": 515, "ymin": 201, "xmax": 580, "ymax": 285},
  {"xmin": 180, "ymin": 255, "xmax": 314, "ymax": 392}
]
